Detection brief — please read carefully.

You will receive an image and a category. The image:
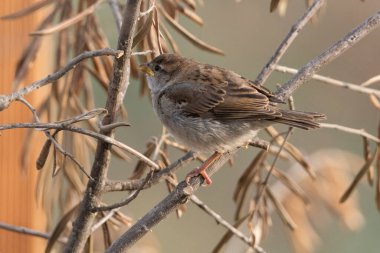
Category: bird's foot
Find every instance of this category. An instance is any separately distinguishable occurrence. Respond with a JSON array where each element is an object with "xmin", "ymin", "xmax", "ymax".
[{"xmin": 185, "ymin": 168, "xmax": 212, "ymax": 186}]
